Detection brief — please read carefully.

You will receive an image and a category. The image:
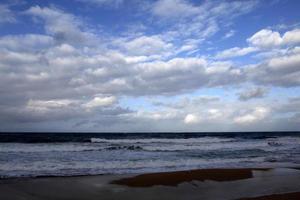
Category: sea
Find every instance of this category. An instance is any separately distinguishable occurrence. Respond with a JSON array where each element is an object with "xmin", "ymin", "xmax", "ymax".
[{"xmin": 0, "ymin": 132, "xmax": 300, "ymax": 178}]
